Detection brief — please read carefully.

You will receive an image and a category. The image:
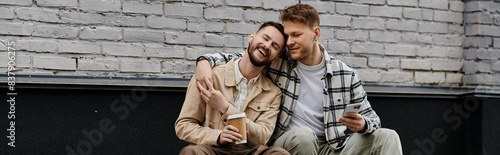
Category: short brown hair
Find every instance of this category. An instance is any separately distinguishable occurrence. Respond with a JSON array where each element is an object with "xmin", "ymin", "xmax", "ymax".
[
  {"xmin": 257, "ymin": 21, "xmax": 288, "ymax": 49},
  {"xmin": 280, "ymin": 4, "xmax": 319, "ymax": 28}
]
